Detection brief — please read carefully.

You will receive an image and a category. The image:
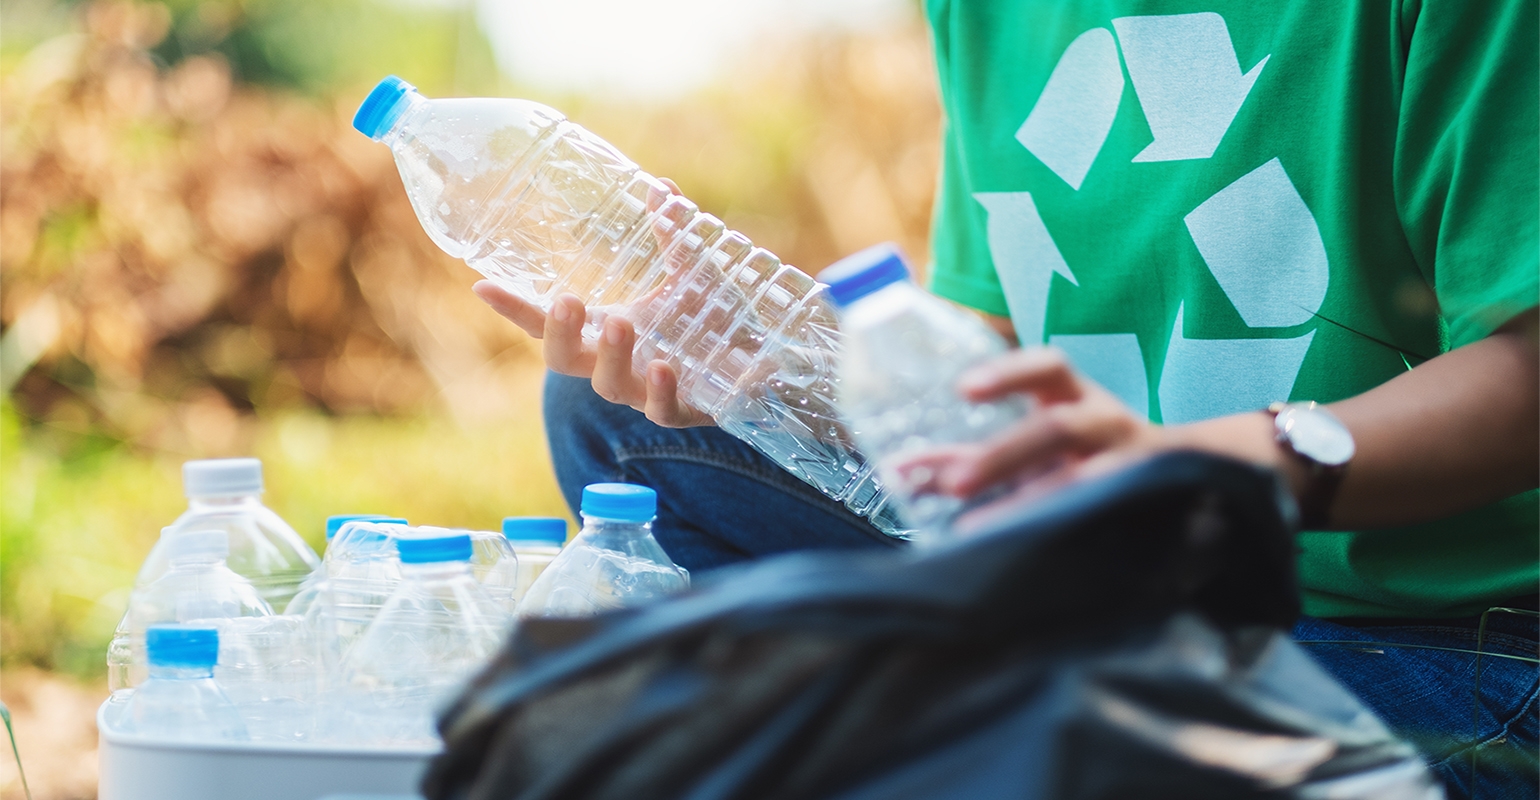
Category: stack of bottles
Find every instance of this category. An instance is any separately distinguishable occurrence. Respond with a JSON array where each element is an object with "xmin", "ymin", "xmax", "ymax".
[{"xmin": 101, "ymin": 458, "xmax": 690, "ymax": 748}]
